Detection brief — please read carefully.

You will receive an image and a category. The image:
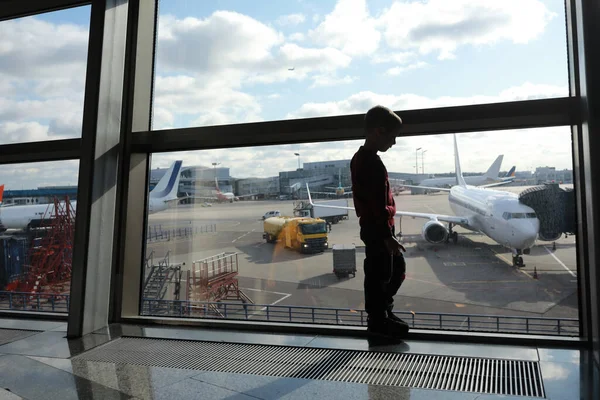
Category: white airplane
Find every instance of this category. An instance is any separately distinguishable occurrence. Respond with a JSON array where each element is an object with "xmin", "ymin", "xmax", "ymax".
[
  {"xmin": 0, "ymin": 160, "xmax": 184, "ymax": 233},
  {"xmin": 411, "ymin": 155, "xmax": 514, "ymax": 194},
  {"xmin": 190, "ymin": 177, "xmax": 257, "ymax": 203},
  {"xmin": 307, "ymin": 135, "xmax": 539, "ymax": 267}
]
